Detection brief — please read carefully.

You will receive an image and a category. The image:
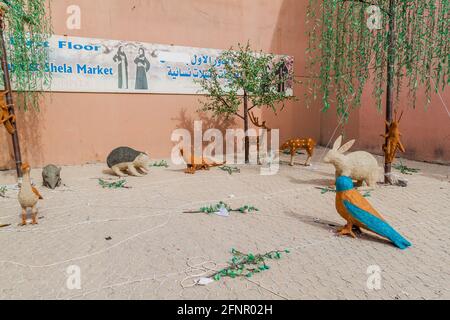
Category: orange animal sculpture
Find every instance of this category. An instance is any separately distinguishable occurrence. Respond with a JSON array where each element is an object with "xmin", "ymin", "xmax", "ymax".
[
  {"xmin": 0, "ymin": 91, "xmax": 16, "ymax": 135},
  {"xmin": 180, "ymin": 148, "xmax": 224, "ymax": 174},
  {"xmin": 249, "ymin": 112, "xmax": 272, "ymax": 165},
  {"xmin": 281, "ymin": 138, "xmax": 316, "ymax": 166},
  {"xmin": 381, "ymin": 110, "xmax": 405, "ymax": 164},
  {"xmin": 18, "ymin": 163, "xmax": 43, "ymax": 226}
]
